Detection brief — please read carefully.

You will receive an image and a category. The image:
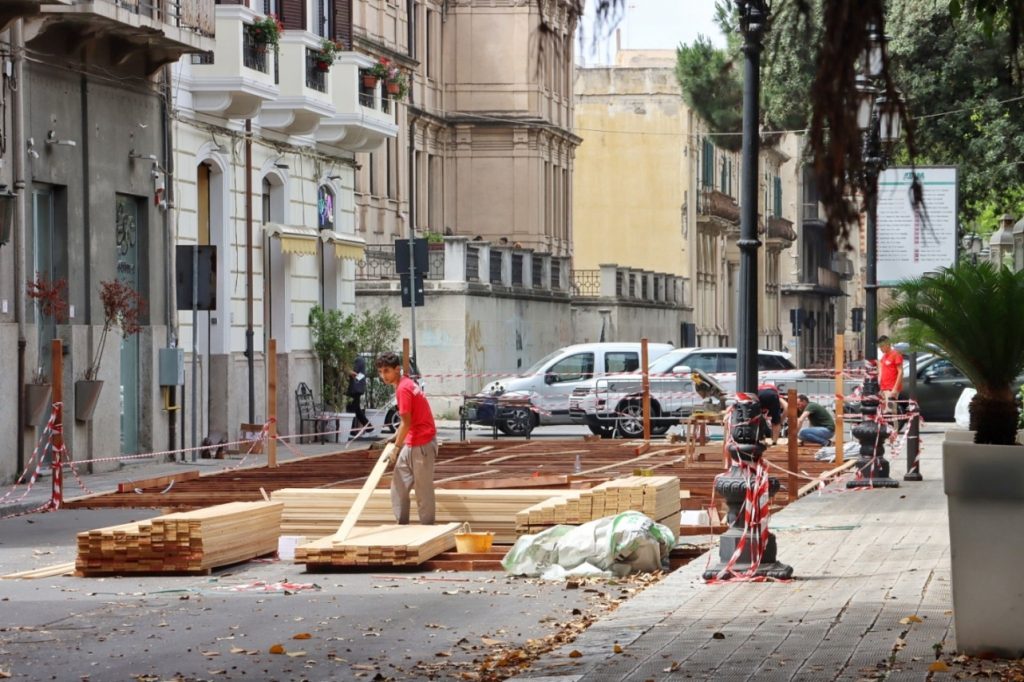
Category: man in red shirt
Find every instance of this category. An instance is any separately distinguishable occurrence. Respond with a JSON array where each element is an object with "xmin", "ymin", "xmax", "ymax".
[
  {"xmin": 376, "ymin": 351, "xmax": 437, "ymax": 524},
  {"xmin": 877, "ymin": 335, "xmax": 904, "ymax": 412}
]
